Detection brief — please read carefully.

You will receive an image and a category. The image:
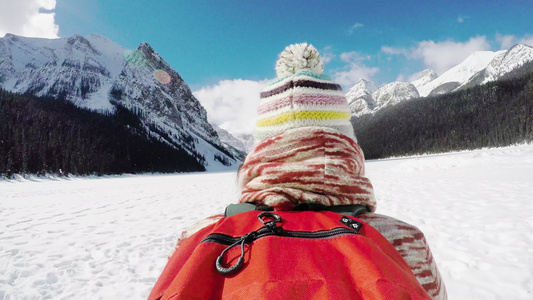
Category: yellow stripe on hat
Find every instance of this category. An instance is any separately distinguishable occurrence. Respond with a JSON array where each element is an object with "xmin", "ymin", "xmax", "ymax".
[{"xmin": 257, "ymin": 111, "xmax": 351, "ymax": 127}]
